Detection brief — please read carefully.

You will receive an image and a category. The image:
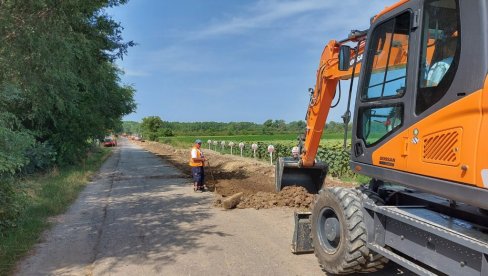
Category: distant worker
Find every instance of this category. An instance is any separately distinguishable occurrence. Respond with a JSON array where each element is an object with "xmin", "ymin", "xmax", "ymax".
[
  {"xmin": 189, "ymin": 139, "xmax": 206, "ymax": 192},
  {"xmin": 291, "ymin": 146, "xmax": 300, "ymax": 159}
]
